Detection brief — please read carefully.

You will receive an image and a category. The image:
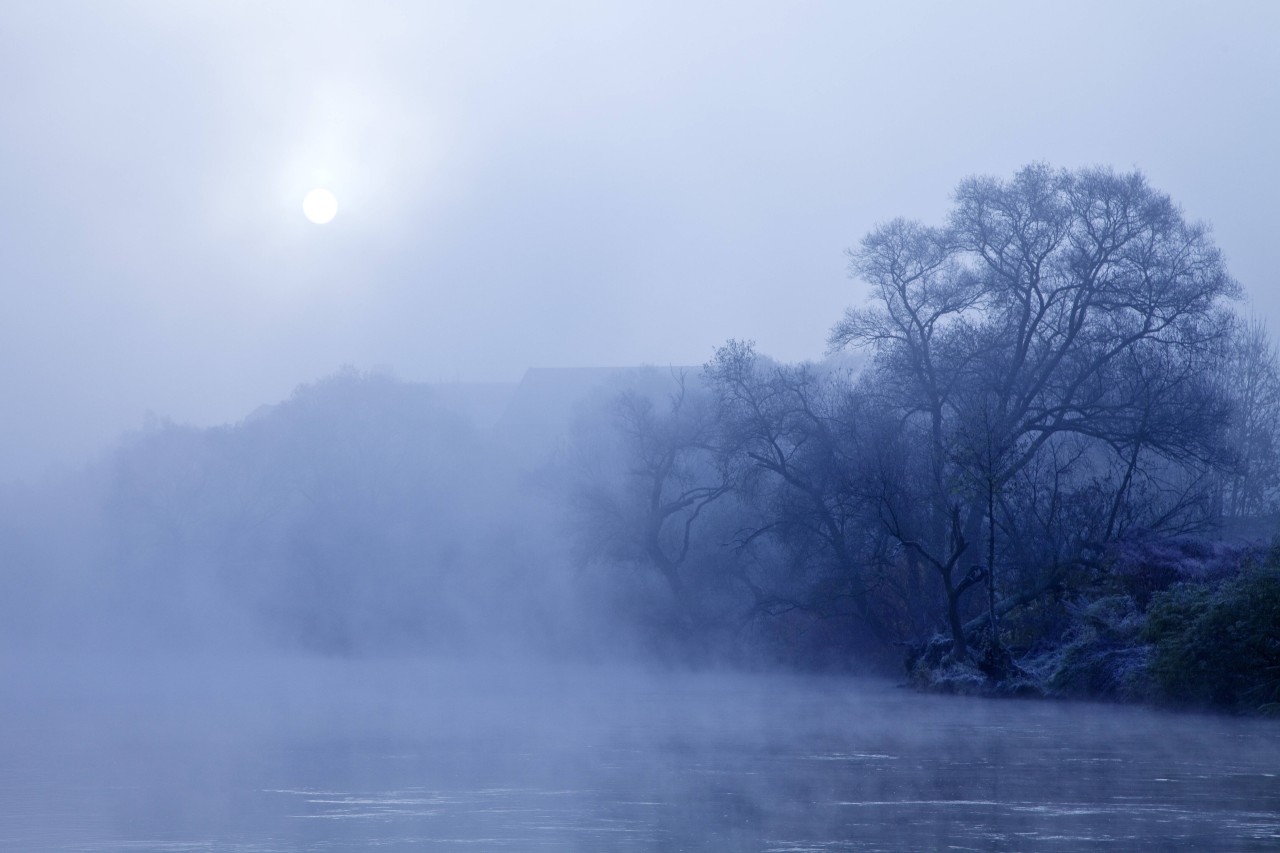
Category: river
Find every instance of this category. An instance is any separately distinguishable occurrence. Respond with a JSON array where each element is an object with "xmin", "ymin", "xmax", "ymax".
[{"xmin": 2, "ymin": 656, "xmax": 1277, "ymax": 851}]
